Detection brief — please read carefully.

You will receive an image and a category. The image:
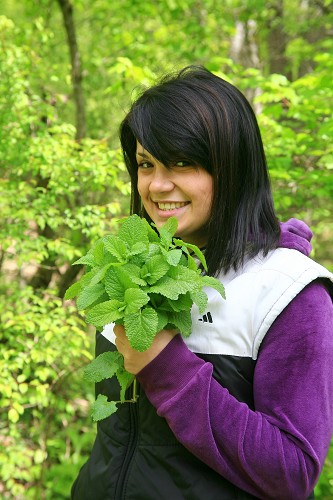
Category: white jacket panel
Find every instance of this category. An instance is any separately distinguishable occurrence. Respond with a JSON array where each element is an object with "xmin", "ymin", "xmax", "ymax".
[{"xmin": 185, "ymin": 249, "xmax": 333, "ymax": 359}]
